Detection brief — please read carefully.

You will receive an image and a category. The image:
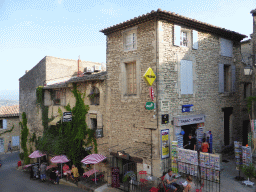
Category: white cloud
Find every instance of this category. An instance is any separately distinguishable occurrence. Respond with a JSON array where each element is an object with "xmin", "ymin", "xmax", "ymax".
[
  {"xmin": 100, "ymin": 7, "xmax": 120, "ymax": 18},
  {"xmin": 58, "ymin": 0, "xmax": 63, "ymax": 4}
]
